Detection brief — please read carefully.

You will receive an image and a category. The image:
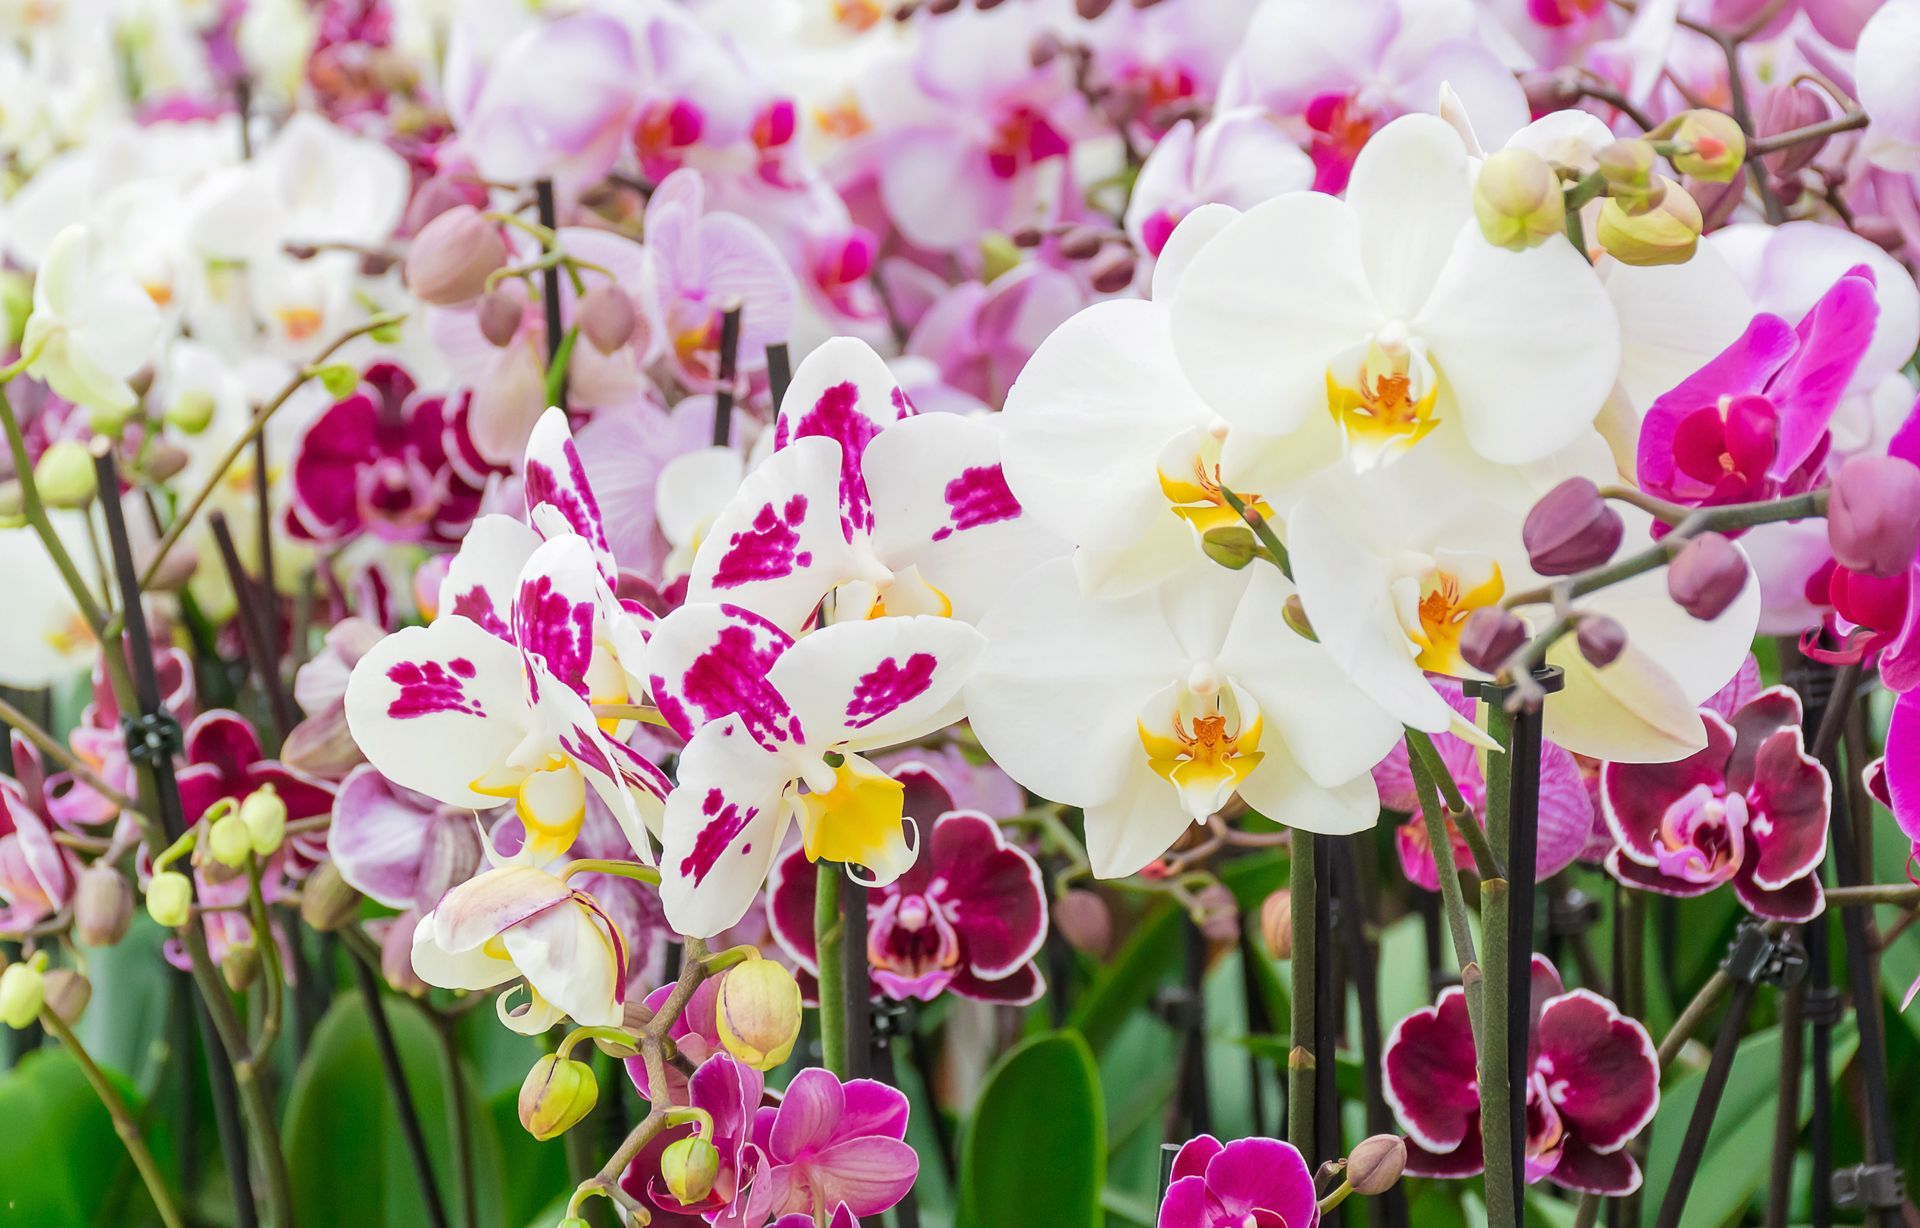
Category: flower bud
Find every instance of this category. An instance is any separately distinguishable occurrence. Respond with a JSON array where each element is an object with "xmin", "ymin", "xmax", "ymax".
[
  {"xmin": 1201, "ymin": 525, "xmax": 1257, "ymax": 570},
  {"xmin": 660, "ymin": 1134, "xmax": 721, "ymax": 1205},
  {"xmin": 716, "ymin": 957, "xmax": 803, "ymax": 1071},
  {"xmin": 1596, "ymin": 139, "xmax": 1663, "ymax": 213},
  {"xmin": 404, "ymin": 205, "xmax": 508, "ymax": 306},
  {"xmin": 143, "ymin": 442, "xmax": 191, "ymax": 482},
  {"xmin": 1663, "ymin": 110, "xmax": 1746, "ymax": 183},
  {"xmin": 518, "ymin": 1054, "xmax": 599, "ymax": 1140},
  {"xmin": 578, "ymin": 284, "xmax": 637, "ymax": 354},
  {"xmin": 207, "ymin": 813, "xmax": 252, "ymax": 868},
  {"xmin": 1575, "ymin": 613, "xmax": 1627, "ymax": 668},
  {"xmin": 1193, "ymin": 881, "xmax": 1239, "ymax": 943},
  {"xmin": 42, "ymin": 969, "xmax": 90, "ymax": 1026},
  {"xmin": 1459, "ymin": 606, "xmax": 1527, "ymax": 675},
  {"xmin": 1260, "ymin": 889, "xmax": 1293, "ymax": 959},
  {"xmin": 222, "ymin": 939, "xmax": 260, "ymax": 992},
  {"xmin": 300, "ymin": 861, "xmax": 362, "ymax": 932},
  {"xmin": 1473, "ymin": 148, "xmax": 1566, "ymax": 251},
  {"xmin": 35, "ymin": 441, "xmax": 96, "ymax": 509},
  {"xmin": 1596, "ymin": 180, "xmax": 1702, "ymax": 267},
  {"xmin": 1076, "ymin": 0, "xmax": 1116, "ymax": 16},
  {"xmin": 74, "ymin": 863, "xmax": 133, "ymax": 947},
  {"xmin": 1523, "ymin": 478, "xmax": 1623, "ymax": 575},
  {"xmin": 1282, "ymin": 594, "xmax": 1317, "ymax": 641},
  {"xmin": 1058, "ymin": 225, "xmax": 1107, "ymax": 260},
  {"xmin": 1347, "ymin": 1134, "xmax": 1408, "ymax": 1195},
  {"xmin": 1756, "ymin": 84, "xmax": 1831, "ymax": 179},
  {"xmin": 146, "ymin": 869, "xmax": 193, "ymax": 927},
  {"xmin": 1053, "ymin": 888, "xmax": 1112, "ymax": 958},
  {"xmin": 1087, "ymin": 247, "xmax": 1137, "ymax": 294},
  {"xmin": 0, "ymin": 960, "xmax": 45, "ymax": 1028},
  {"xmin": 476, "ymin": 290, "xmax": 523, "ymax": 347},
  {"xmin": 1667, "ymin": 532, "xmax": 1748, "ymax": 620},
  {"xmin": 240, "ymin": 785, "xmax": 287, "ymax": 856},
  {"xmin": 1828, "ymin": 454, "xmax": 1920, "ymax": 577},
  {"xmin": 166, "ymin": 389, "xmax": 218, "ymax": 434}
]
